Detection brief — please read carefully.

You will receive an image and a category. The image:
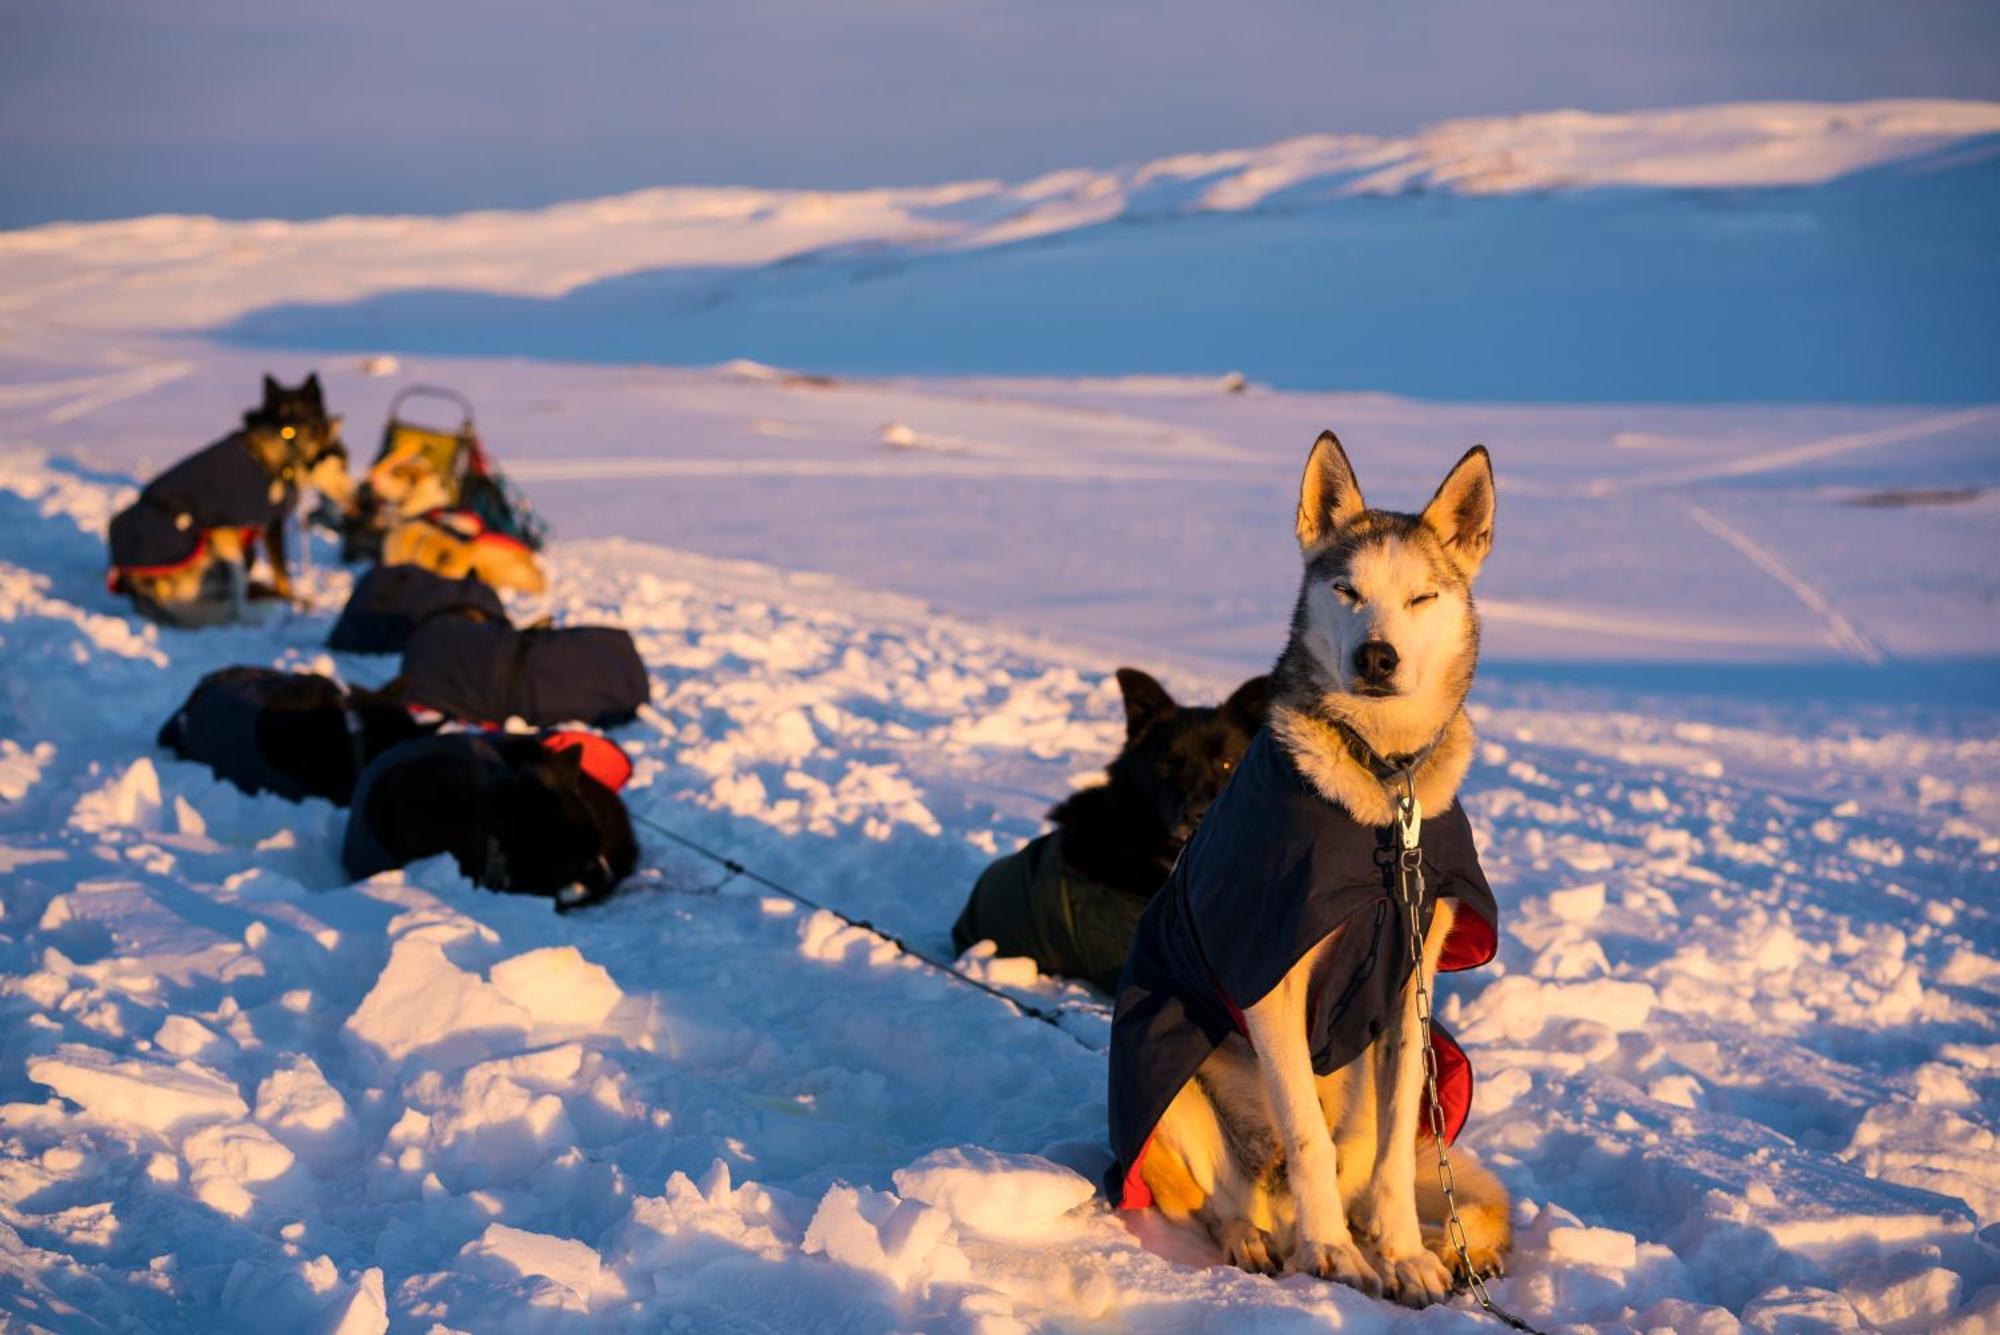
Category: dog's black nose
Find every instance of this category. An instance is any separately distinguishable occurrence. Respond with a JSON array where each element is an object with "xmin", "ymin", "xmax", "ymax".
[{"xmin": 1353, "ymin": 639, "xmax": 1399, "ymax": 683}]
